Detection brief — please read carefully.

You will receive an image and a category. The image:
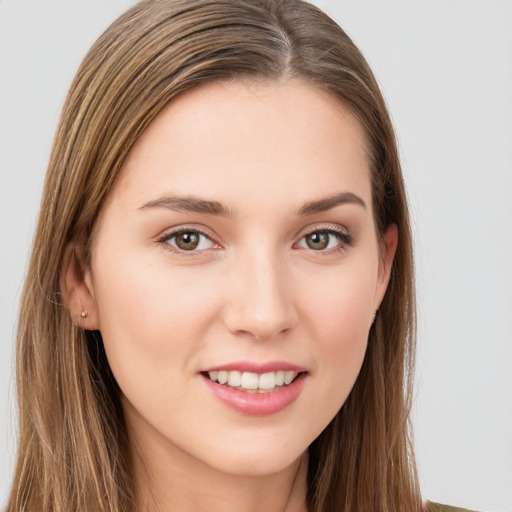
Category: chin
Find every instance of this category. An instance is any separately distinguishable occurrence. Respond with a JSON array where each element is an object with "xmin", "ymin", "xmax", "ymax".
[{"xmin": 207, "ymin": 448, "xmax": 305, "ymax": 478}]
